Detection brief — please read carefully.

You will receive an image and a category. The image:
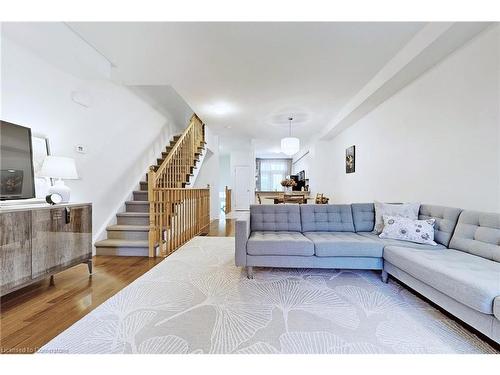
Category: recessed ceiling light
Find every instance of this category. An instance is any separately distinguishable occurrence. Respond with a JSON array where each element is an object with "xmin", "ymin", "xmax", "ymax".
[
  {"xmin": 224, "ymin": 125, "xmax": 232, "ymax": 129},
  {"xmin": 204, "ymin": 101, "xmax": 236, "ymax": 116}
]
